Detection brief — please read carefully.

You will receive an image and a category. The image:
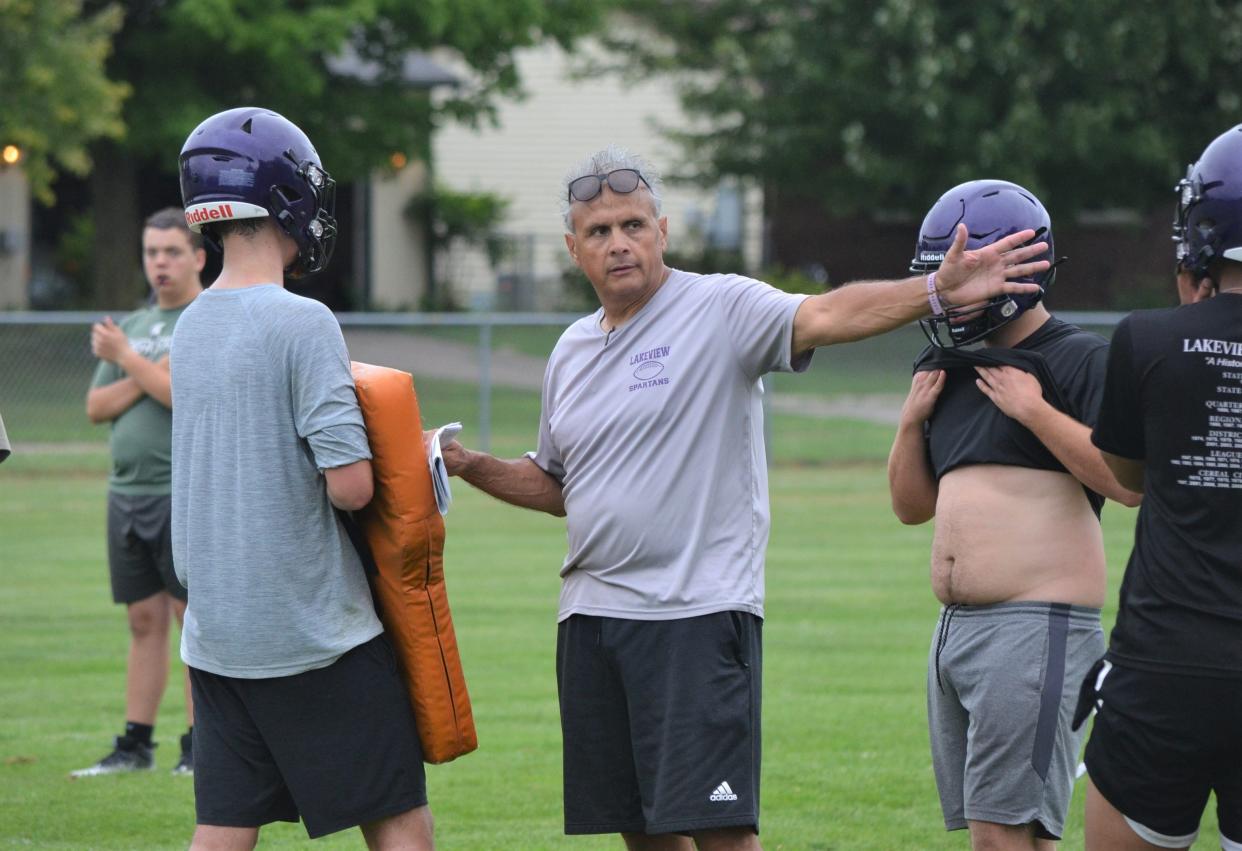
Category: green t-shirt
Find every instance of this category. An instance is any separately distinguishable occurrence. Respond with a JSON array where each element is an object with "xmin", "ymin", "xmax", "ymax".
[{"xmin": 90, "ymin": 303, "xmax": 190, "ymax": 494}]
